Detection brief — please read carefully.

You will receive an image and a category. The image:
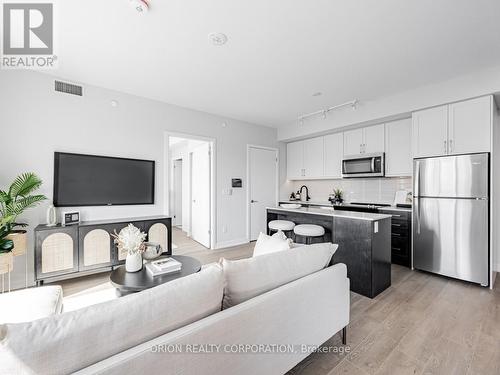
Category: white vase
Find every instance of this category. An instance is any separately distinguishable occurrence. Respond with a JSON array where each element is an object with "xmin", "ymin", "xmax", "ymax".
[{"xmin": 125, "ymin": 252, "xmax": 143, "ymax": 272}]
